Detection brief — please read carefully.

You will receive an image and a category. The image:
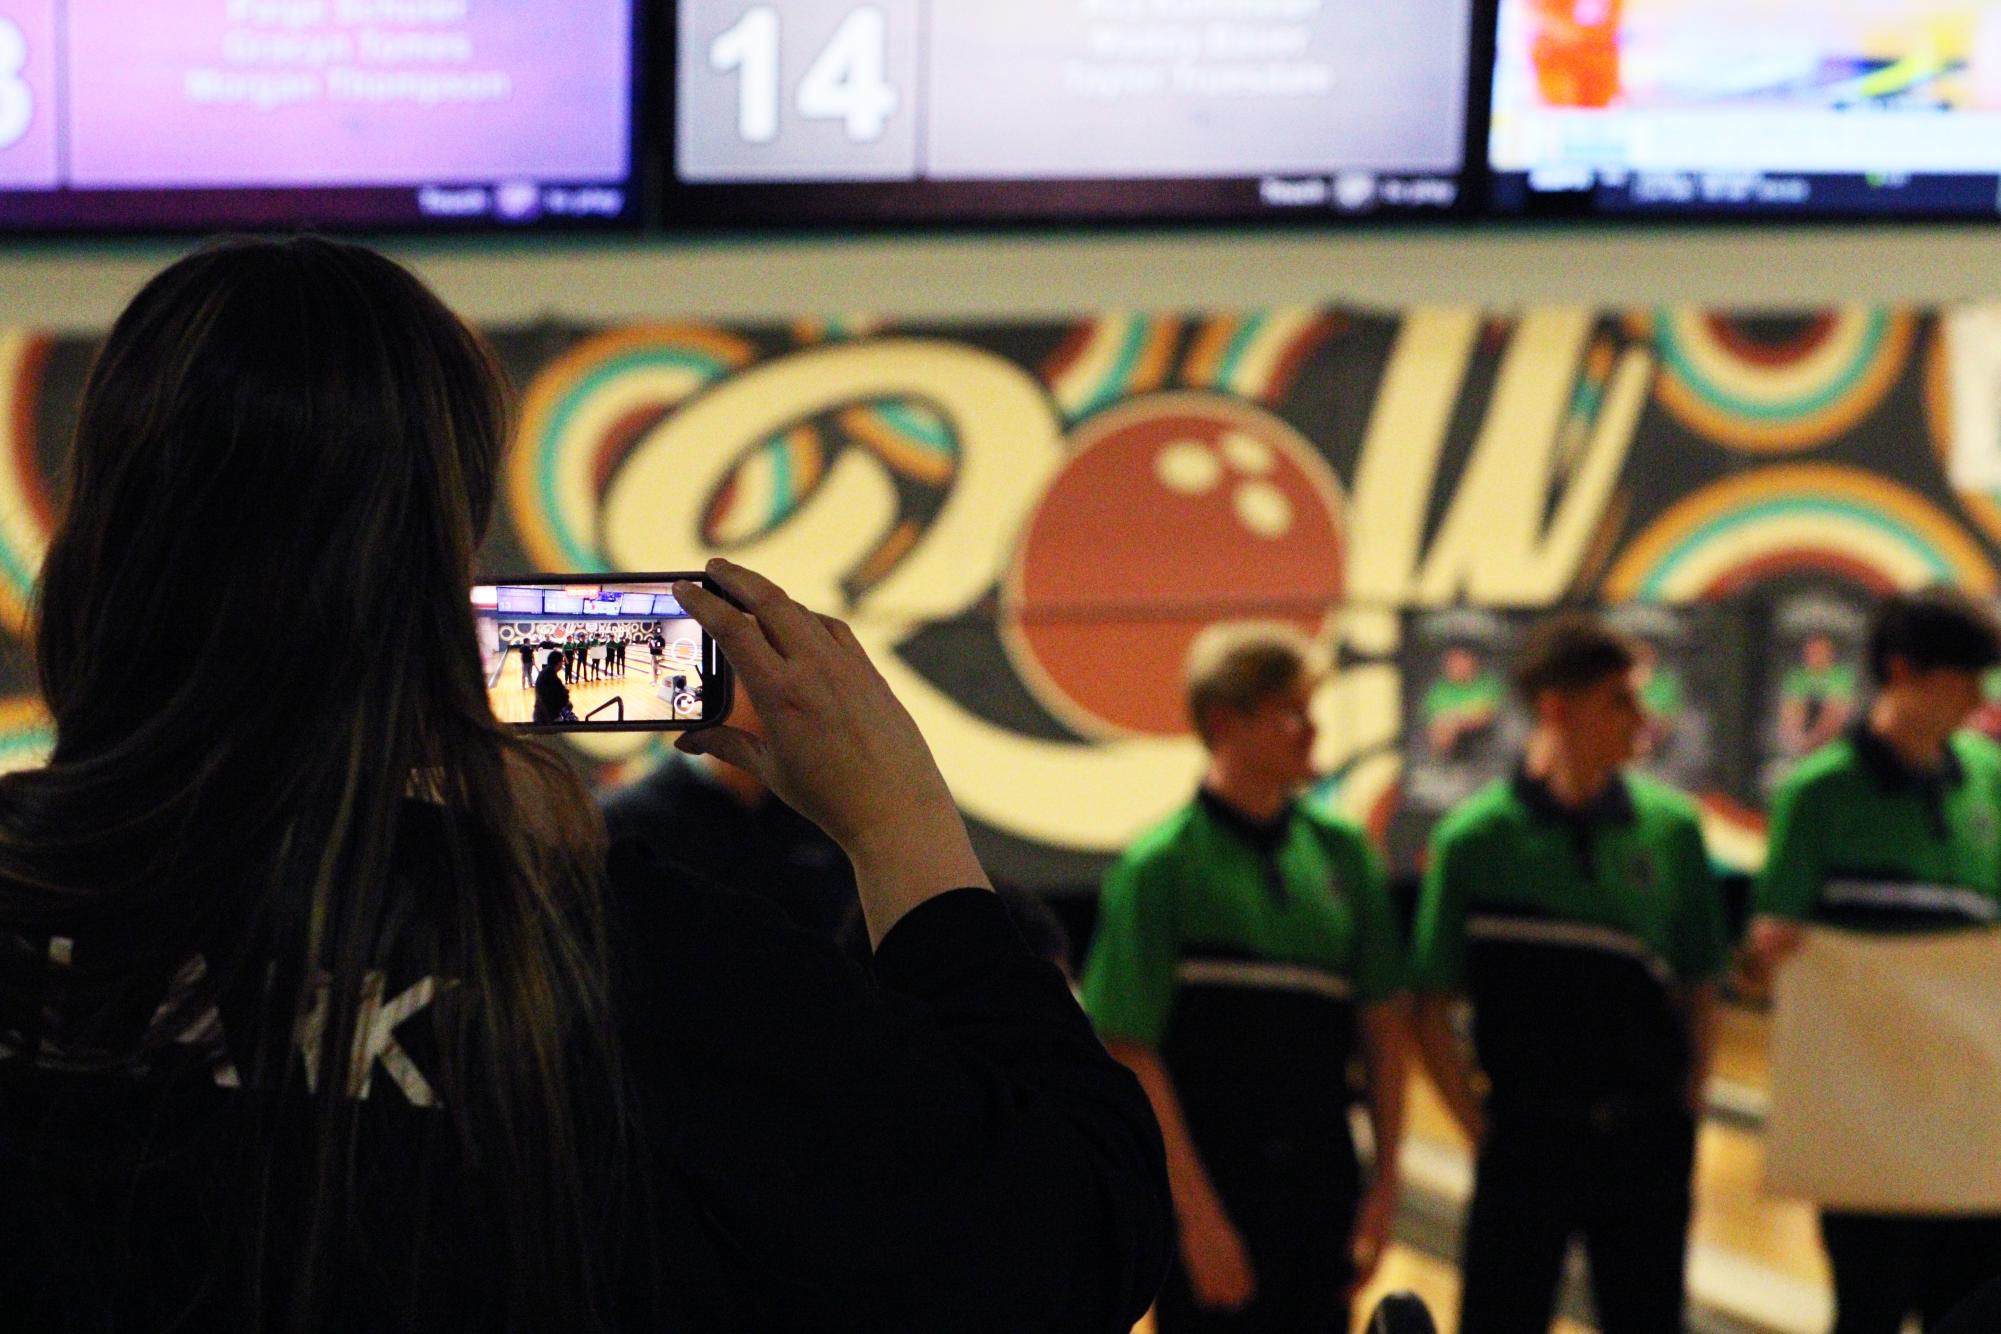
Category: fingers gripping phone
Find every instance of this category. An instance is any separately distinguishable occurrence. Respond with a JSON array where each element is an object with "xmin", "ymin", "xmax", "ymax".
[{"xmin": 473, "ymin": 572, "xmax": 734, "ymax": 731}]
